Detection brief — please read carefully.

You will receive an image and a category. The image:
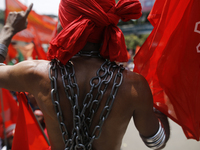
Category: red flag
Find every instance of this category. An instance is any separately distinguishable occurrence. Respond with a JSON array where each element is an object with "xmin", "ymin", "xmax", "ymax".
[
  {"xmin": 0, "ymin": 89, "xmax": 18, "ymax": 139},
  {"xmin": 5, "ymin": 0, "xmax": 57, "ymax": 43},
  {"xmin": 134, "ymin": 0, "xmax": 200, "ymax": 140},
  {"xmin": 30, "ymin": 27, "xmax": 47, "ymax": 60},
  {"xmin": 7, "ymin": 44, "xmax": 18, "ymax": 60},
  {"xmin": 147, "ymin": 0, "xmax": 166, "ymax": 27},
  {"xmin": 12, "ymin": 93, "xmax": 50, "ymax": 150}
]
